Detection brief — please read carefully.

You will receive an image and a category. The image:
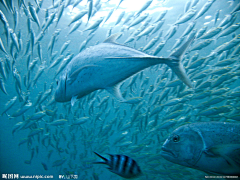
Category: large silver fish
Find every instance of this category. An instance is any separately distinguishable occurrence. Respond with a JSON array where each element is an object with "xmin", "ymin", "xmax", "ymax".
[
  {"xmin": 55, "ymin": 33, "xmax": 193, "ymax": 106},
  {"xmin": 161, "ymin": 122, "xmax": 240, "ymax": 175}
]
